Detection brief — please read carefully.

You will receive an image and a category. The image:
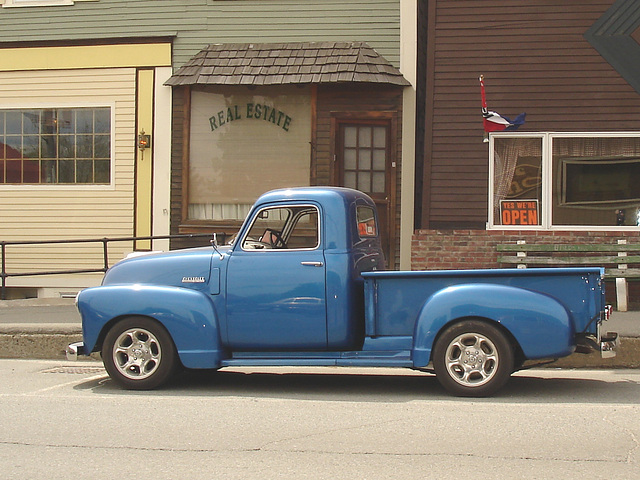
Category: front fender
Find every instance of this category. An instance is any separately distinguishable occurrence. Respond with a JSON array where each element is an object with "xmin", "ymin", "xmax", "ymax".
[
  {"xmin": 412, "ymin": 284, "xmax": 574, "ymax": 367},
  {"xmin": 77, "ymin": 285, "xmax": 224, "ymax": 369}
]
